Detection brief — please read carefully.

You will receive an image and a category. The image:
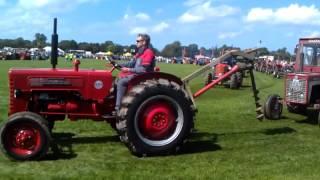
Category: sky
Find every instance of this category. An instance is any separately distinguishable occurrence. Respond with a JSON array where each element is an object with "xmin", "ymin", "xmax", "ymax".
[{"xmin": 1, "ymin": 0, "xmax": 320, "ymax": 52}]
